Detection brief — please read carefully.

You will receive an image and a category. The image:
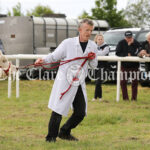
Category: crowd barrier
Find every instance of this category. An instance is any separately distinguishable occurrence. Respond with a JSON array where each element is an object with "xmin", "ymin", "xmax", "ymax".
[{"xmin": 6, "ymin": 54, "xmax": 150, "ymax": 101}]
